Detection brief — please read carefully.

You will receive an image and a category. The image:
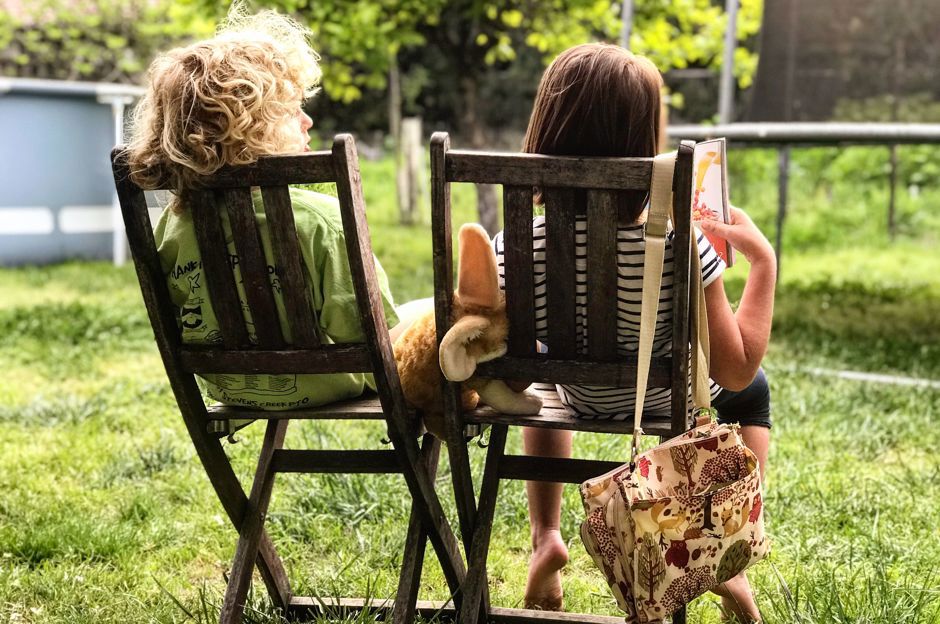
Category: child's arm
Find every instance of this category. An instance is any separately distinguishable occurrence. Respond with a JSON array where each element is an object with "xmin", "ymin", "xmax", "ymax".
[{"xmin": 699, "ymin": 207, "xmax": 777, "ymax": 391}]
